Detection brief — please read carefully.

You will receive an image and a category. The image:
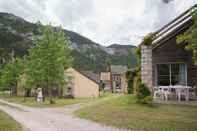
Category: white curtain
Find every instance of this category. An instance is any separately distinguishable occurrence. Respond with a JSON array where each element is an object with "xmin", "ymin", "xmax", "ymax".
[{"xmin": 178, "ymin": 64, "xmax": 186, "ymax": 85}]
